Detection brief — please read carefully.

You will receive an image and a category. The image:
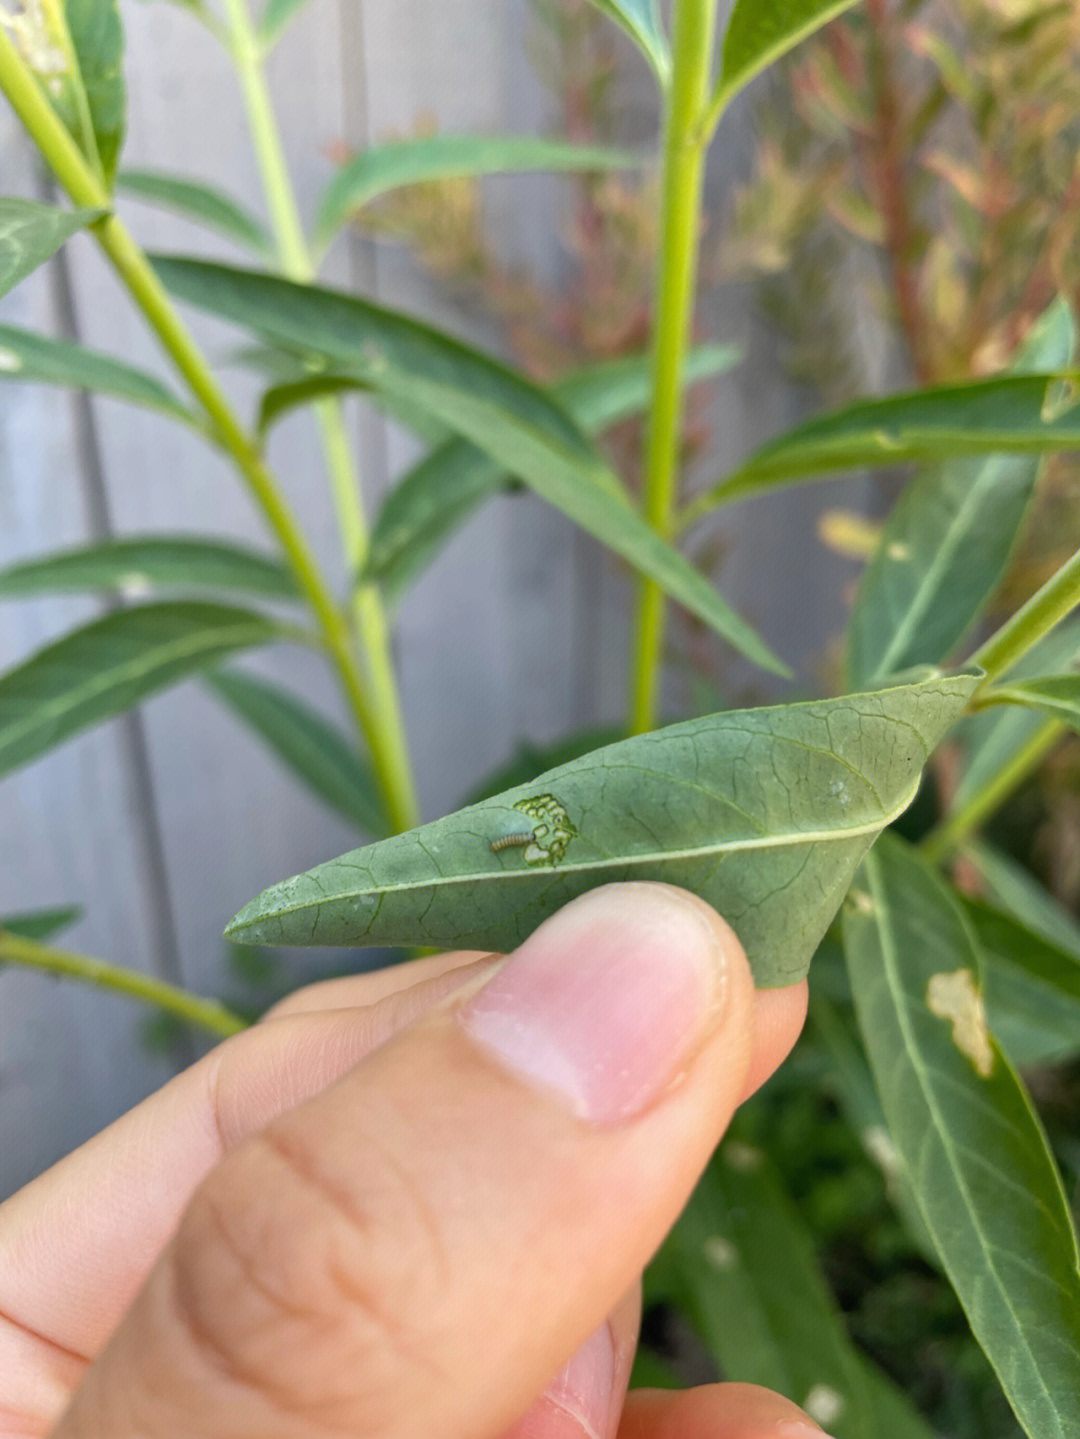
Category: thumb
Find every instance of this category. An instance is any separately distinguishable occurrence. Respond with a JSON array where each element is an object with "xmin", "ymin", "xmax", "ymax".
[{"xmin": 56, "ymin": 882, "xmax": 759, "ymax": 1439}]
